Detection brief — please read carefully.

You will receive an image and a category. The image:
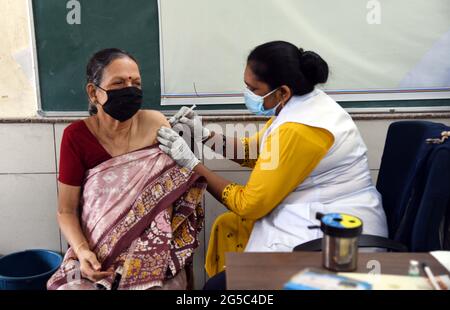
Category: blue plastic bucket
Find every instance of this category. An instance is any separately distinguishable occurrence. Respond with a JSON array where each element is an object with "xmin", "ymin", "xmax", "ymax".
[{"xmin": 0, "ymin": 249, "xmax": 63, "ymax": 290}]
